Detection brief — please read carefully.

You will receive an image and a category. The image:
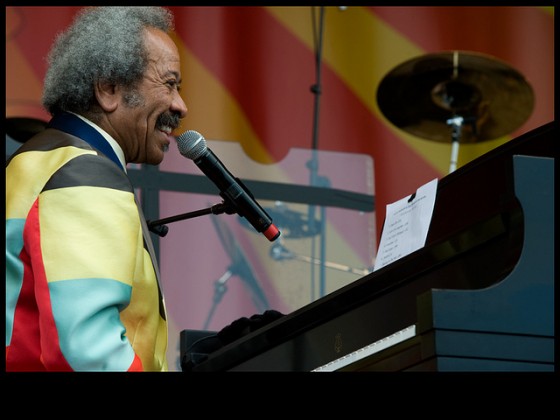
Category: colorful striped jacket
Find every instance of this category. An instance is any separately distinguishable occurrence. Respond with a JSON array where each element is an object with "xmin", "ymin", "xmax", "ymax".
[{"xmin": 5, "ymin": 113, "xmax": 168, "ymax": 371}]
